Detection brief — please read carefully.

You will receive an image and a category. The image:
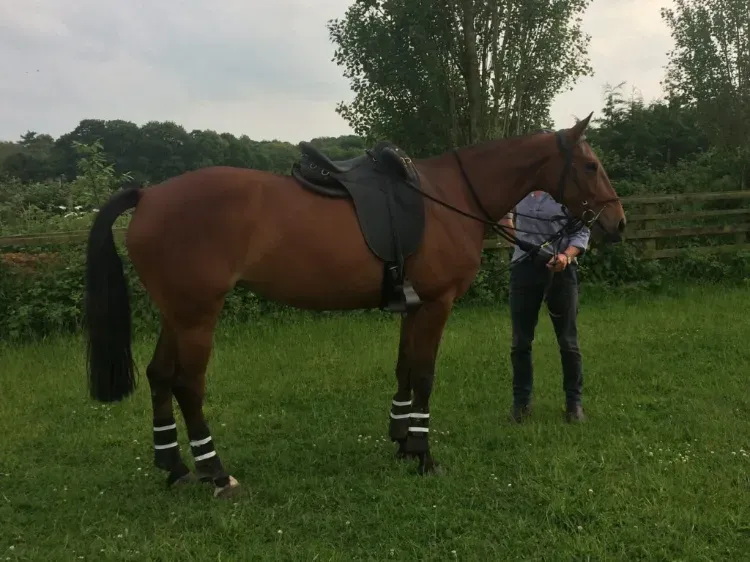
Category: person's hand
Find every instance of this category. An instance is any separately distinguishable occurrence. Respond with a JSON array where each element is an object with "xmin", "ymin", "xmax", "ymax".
[{"xmin": 546, "ymin": 253, "xmax": 569, "ymax": 272}]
